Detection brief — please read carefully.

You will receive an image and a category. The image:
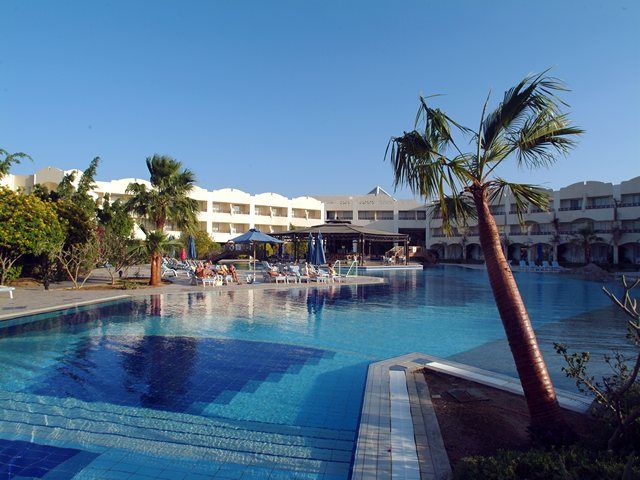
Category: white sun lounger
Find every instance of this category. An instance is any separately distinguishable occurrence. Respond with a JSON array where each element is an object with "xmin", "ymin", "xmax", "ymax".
[{"xmin": 0, "ymin": 285, "xmax": 15, "ymax": 299}]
